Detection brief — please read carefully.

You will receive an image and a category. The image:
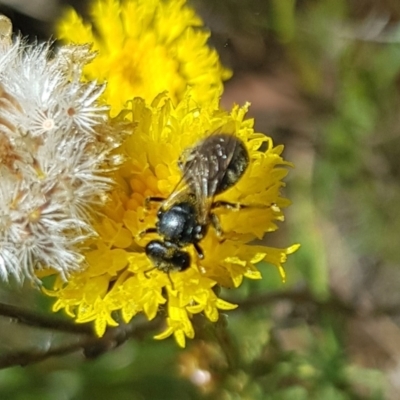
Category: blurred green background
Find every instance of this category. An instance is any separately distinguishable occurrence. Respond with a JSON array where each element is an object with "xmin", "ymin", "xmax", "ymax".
[{"xmin": 1, "ymin": 0, "xmax": 400, "ymax": 398}]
